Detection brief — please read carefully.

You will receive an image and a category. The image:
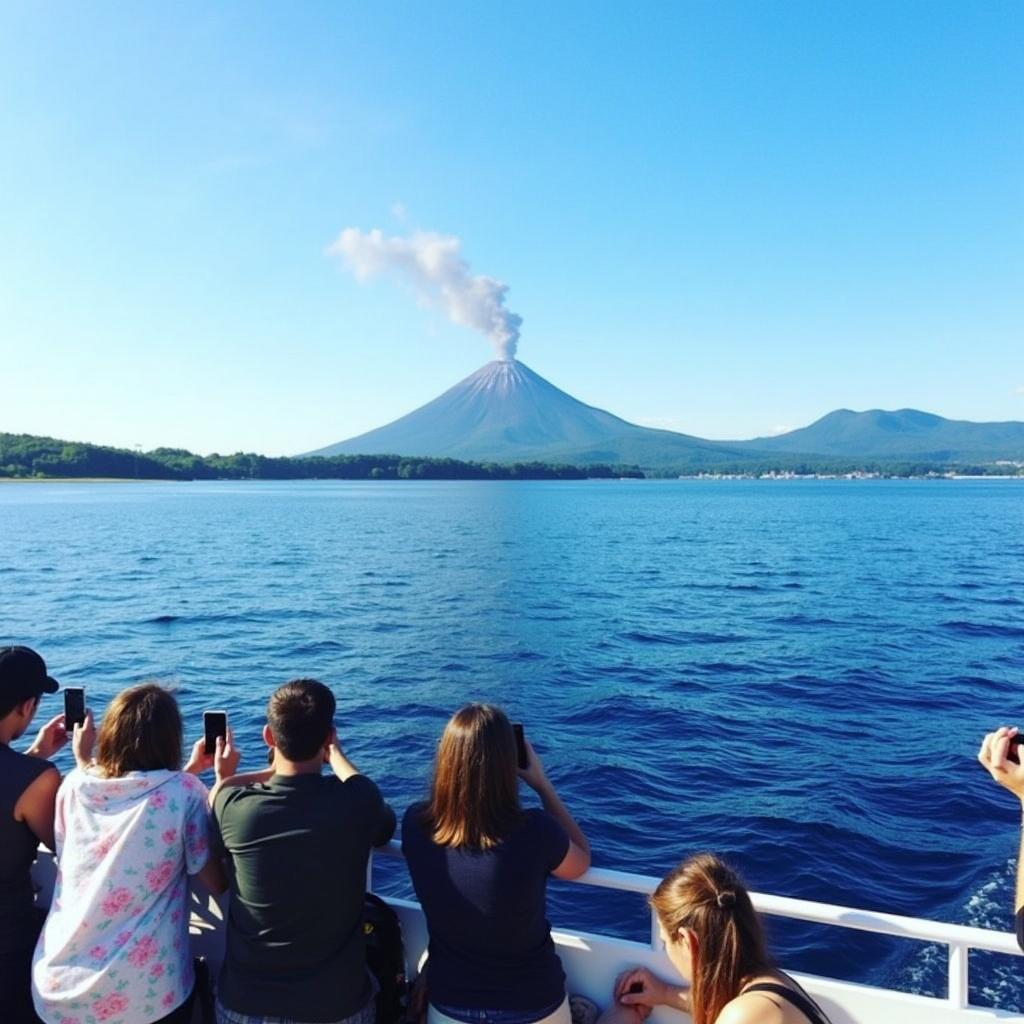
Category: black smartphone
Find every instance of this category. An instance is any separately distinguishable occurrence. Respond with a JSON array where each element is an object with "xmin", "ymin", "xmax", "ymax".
[
  {"xmin": 513, "ymin": 722, "xmax": 529, "ymax": 770},
  {"xmin": 64, "ymin": 688, "xmax": 86, "ymax": 732},
  {"xmin": 204, "ymin": 710, "xmax": 228, "ymax": 755},
  {"xmin": 1009, "ymin": 735, "xmax": 1023, "ymax": 765}
]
